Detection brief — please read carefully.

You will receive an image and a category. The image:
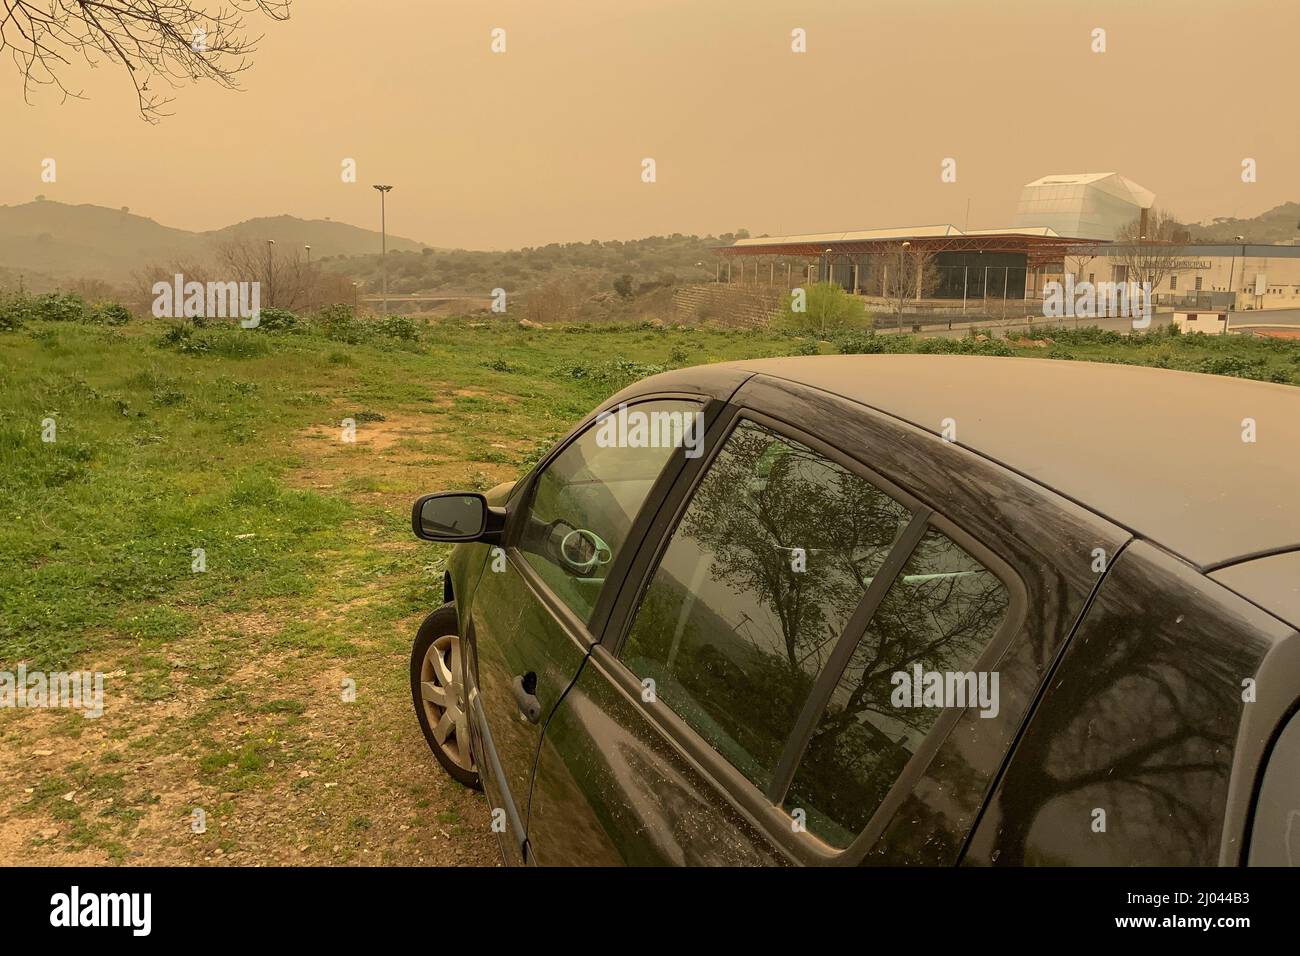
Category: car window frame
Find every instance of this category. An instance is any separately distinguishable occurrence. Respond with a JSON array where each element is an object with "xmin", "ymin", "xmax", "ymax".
[
  {"xmin": 595, "ymin": 403, "xmax": 1027, "ymax": 865},
  {"xmin": 501, "ymin": 392, "xmax": 719, "ymax": 645}
]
